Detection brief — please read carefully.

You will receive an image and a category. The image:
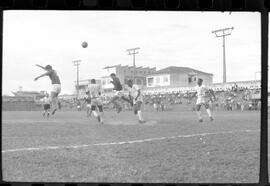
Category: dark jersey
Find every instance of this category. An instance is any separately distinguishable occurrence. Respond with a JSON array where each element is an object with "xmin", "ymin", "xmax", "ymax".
[
  {"xmin": 48, "ymin": 70, "xmax": 61, "ymax": 84},
  {"xmin": 111, "ymin": 77, "xmax": 123, "ymax": 91},
  {"xmin": 85, "ymin": 96, "xmax": 91, "ymax": 104}
]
